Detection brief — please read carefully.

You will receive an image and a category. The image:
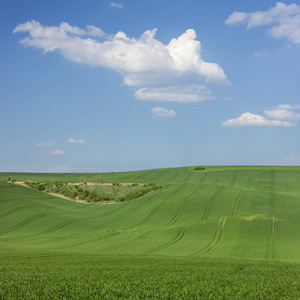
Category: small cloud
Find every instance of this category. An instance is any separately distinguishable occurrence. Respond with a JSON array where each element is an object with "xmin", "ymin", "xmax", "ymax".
[
  {"xmin": 50, "ymin": 165, "xmax": 69, "ymax": 172},
  {"xmin": 222, "ymin": 97, "xmax": 232, "ymax": 101},
  {"xmin": 222, "ymin": 103, "xmax": 300, "ymax": 127},
  {"xmin": 253, "ymin": 49, "xmax": 270, "ymax": 57},
  {"xmin": 36, "ymin": 141, "xmax": 55, "ymax": 147},
  {"xmin": 151, "ymin": 107, "xmax": 177, "ymax": 118},
  {"xmin": 284, "ymin": 153, "xmax": 297, "ymax": 161},
  {"xmin": 5, "ymin": 165, "xmax": 30, "ymax": 171},
  {"xmin": 111, "ymin": 2, "xmax": 124, "ymax": 8},
  {"xmin": 222, "ymin": 112, "xmax": 293, "ymax": 127},
  {"xmin": 67, "ymin": 138, "xmax": 85, "ymax": 144},
  {"xmin": 135, "ymin": 85, "xmax": 215, "ymax": 103},
  {"xmin": 224, "ymin": 12, "xmax": 248, "ymax": 25},
  {"xmin": 73, "ymin": 167, "xmax": 97, "ymax": 172},
  {"xmin": 50, "ymin": 149, "xmax": 65, "ymax": 155}
]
